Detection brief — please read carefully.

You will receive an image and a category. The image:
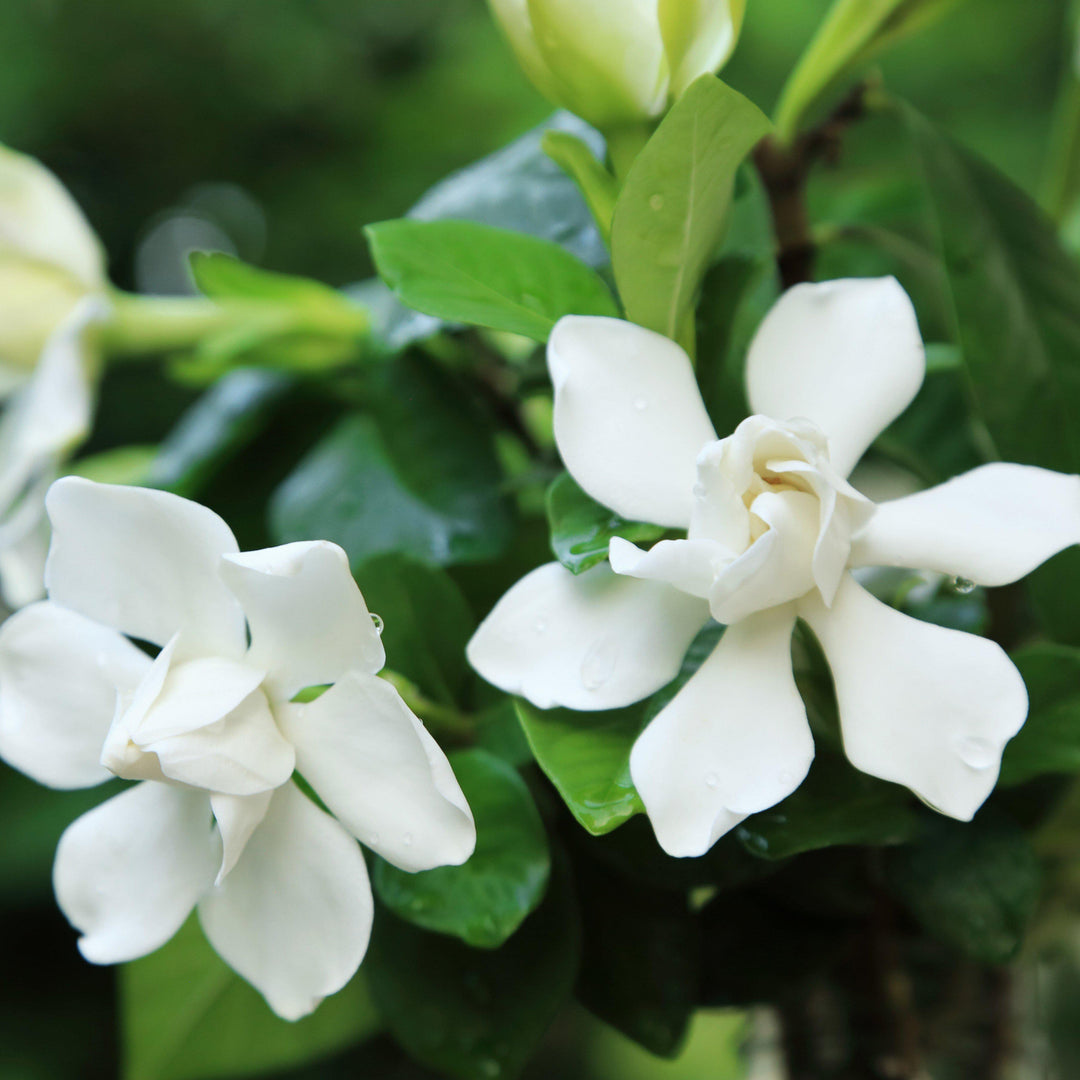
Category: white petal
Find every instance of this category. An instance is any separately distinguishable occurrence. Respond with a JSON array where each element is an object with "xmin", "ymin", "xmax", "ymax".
[
  {"xmin": 54, "ymin": 781, "xmax": 220, "ymax": 963},
  {"xmin": 0, "ymin": 144, "xmax": 106, "ymax": 288},
  {"xmin": 549, "ymin": 316, "xmax": 717, "ymax": 529},
  {"xmin": 198, "ymin": 781, "xmax": 373, "ymax": 1021},
  {"xmin": 211, "ymin": 790, "xmax": 273, "ymax": 885},
  {"xmin": 44, "ymin": 477, "xmax": 246, "ymax": 660},
  {"xmin": 609, "ymin": 536, "xmax": 725, "ymax": 599},
  {"xmin": 746, "ymin": 278, "xmax": 925, "ymax": 477},
  {"xmin": 801, "ymin": 574, "xmax": 1028, "ymax": 820},
  {"xmin": 630, "ymin": 605, "xmax": 812, "ymax": 857},
  {"xmin": 0, "ymin": 601, "xmax": 150, "ymax": 789},
  {"xmin": 467, "ymin": 561, "xmax": 710, "ymax": 711},
  {"xmin": 851, "ymin": 463, "xmax": 1080, "ymax": 587},
  {"xmin": 0, "ymin": 477, "xmax": 50, "ymax": 608},
  {"xmin": 0, "ymin": 298, "xmax": 101, "ymax": 516},
  {"xmin": 278, "ymin": 671, "xmax": 475, "ymax": 873},
  {"xmin": 220, "ymin": 541, "xmax": 385, "ymax": 703},
  {"xmin": 659, "ymin": 0, "xmax": 742, "ymax": 97}
]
